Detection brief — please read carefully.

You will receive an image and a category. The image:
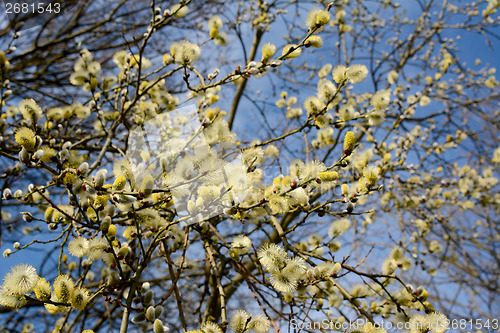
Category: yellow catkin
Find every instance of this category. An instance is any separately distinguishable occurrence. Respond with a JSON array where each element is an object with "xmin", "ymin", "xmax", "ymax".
[
  {"xmin": 94, "ymin": 195, "xmax": 109, "ymax": 207},
  {"xmin": 106, "ymin": 224, "xmax": 116, "ymax": 238},
  {"xmin": 34, "ymin": 277, "xmax": 51, "ymax": 301},
  {"xmin": 53, "ymin": 275, "xmax": 74, "ymax": 303},
  {"xmin": 15, "ymin": 127, "xmax": 36, "ymax": 152},
  {"xmin": 41, "ymin": 147, "xmax": 57, "ymax": 162},
  {"xmin": 316, "ymin": 10, "xmax": 331, "ymax": 26},
  {"xmin": 344, "ymin": 131, "xmax": 356, "ymax": 155},
  {"xmin": 262, "ymin": 43, "xmax": 276, "ymax": 62},
  {"xmin": 319, "ymin": 171, "xmax": 339, "ymax": 181},
  {"xmin": 63, "ymin": 172, "xmax": 76, "ymax": 186},
  {"xmin": 113, "ymin": 176, "xmax": 127, "ymax": 190}
]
